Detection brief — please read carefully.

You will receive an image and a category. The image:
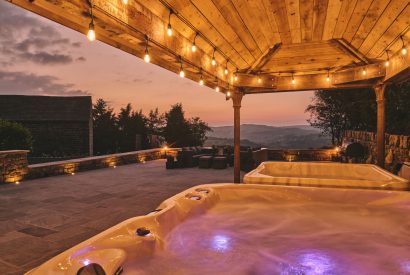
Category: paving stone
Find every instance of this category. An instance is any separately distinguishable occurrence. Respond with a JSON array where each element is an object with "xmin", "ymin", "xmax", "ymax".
[{"xmin": 18, "ymin": 225, "xmax": 57, "ymax": 237}]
